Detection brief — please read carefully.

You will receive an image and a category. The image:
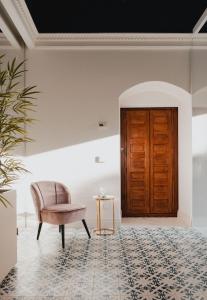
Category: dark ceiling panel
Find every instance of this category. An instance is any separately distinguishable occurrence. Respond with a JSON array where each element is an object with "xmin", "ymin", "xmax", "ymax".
[
  {"xmin": 200, "ymin": 21, "xmax": 207, "ymax": 33},
  {"xmin": 25, "ymin": 0, "xmax": 207, "ymax": 34}
]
